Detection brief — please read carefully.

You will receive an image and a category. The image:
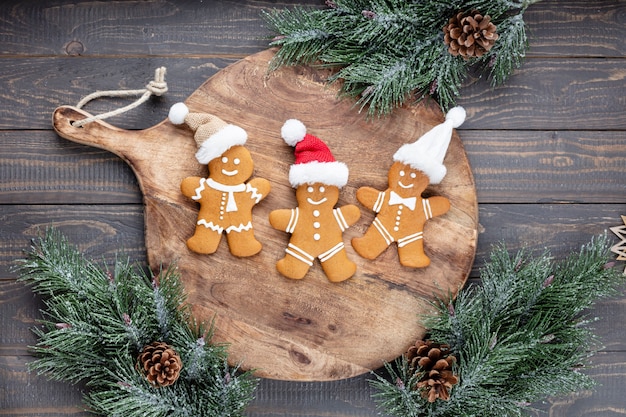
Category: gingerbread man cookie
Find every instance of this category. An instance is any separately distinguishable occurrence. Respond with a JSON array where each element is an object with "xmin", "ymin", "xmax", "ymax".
[
  {"xmin": 169, "ymin": 103, "xmax": 270, "ymax": 257},
  {"xmin": 269, "ymin": 120, "xmax": 360, "ymax": 282},
  {"xmin": 352, "ymin": 106, "xmax": 466, "ymax": 268}
]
